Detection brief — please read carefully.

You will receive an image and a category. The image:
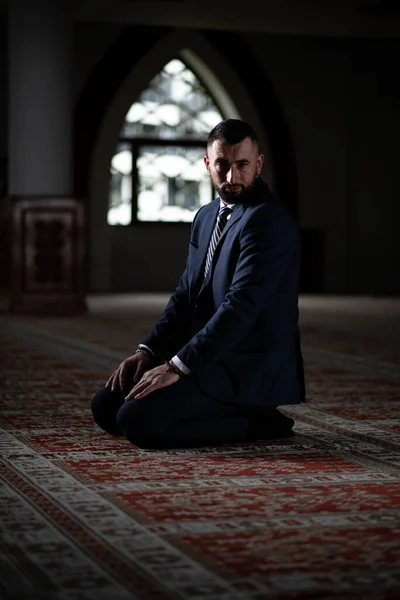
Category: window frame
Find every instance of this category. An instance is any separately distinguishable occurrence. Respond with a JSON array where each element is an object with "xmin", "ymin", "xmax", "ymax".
[
  {"xmin": 107, "ymin": 56, "xmax": 226, "ymax": 227},
  {"xmin": 109, "ymin": 136, "xmax": 214, "ymax": 226}
]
